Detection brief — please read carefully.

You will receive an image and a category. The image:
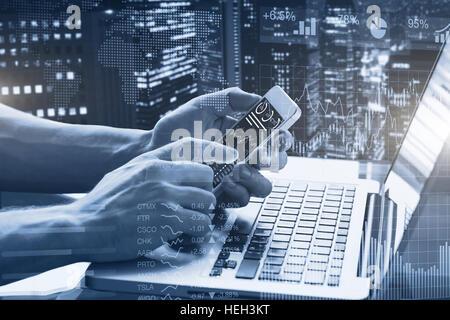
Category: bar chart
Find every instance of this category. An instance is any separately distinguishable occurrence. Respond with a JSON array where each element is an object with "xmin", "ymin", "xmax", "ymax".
[
  {"xmin": 434, "ymin": 23, "xmax": 450, "ymax": 43},
  {"xmin": 293, "ymin": 18, "xmax": 317, "ymax": 36}
]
